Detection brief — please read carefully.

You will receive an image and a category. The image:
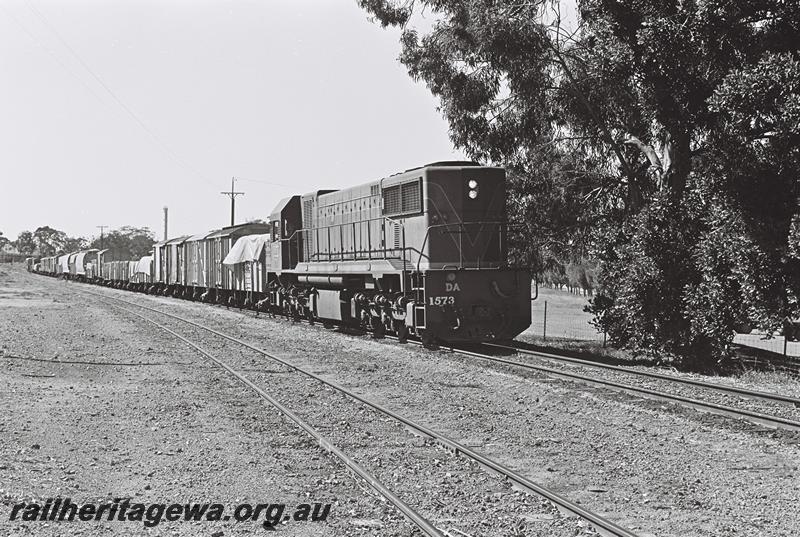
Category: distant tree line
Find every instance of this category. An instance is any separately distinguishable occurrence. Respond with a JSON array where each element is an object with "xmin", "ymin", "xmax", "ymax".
[
  {"xmin": 361, "ymin": 0, "xmax": 800, "ymax": 366},
  {"xmin": 5, "ymin": 226, "xmax": 155, "ymax": 260}
]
